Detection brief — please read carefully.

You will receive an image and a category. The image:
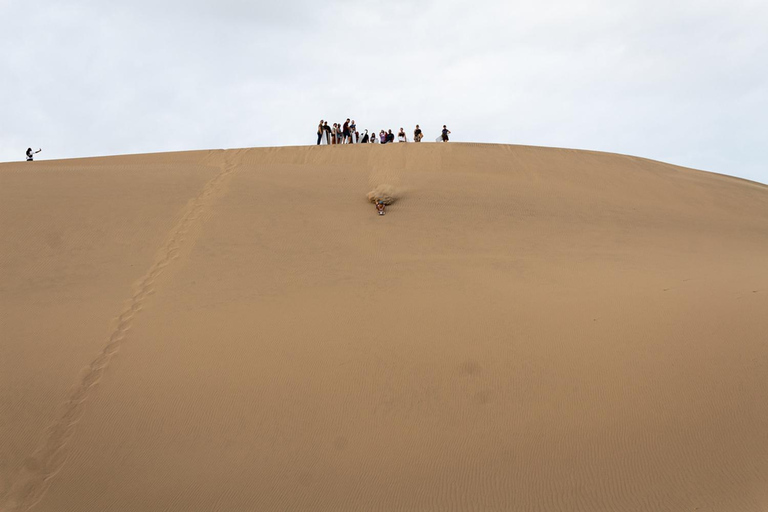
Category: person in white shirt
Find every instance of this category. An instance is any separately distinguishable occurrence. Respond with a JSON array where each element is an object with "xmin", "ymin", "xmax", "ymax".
[
  {"xmin": 397, "ymin": 128, "xmax": 407, "ymax": 142},
  {"xmin": 26, "ymin": 148, "xmax": 41, "ymax": 161}
]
